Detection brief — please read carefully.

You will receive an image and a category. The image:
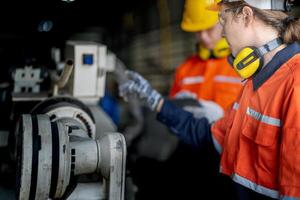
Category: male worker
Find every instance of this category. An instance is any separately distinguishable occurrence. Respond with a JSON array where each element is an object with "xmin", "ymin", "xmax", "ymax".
[{"xmin": 170, "ymin": 0, "xmax": 242, "ymax": 111}]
